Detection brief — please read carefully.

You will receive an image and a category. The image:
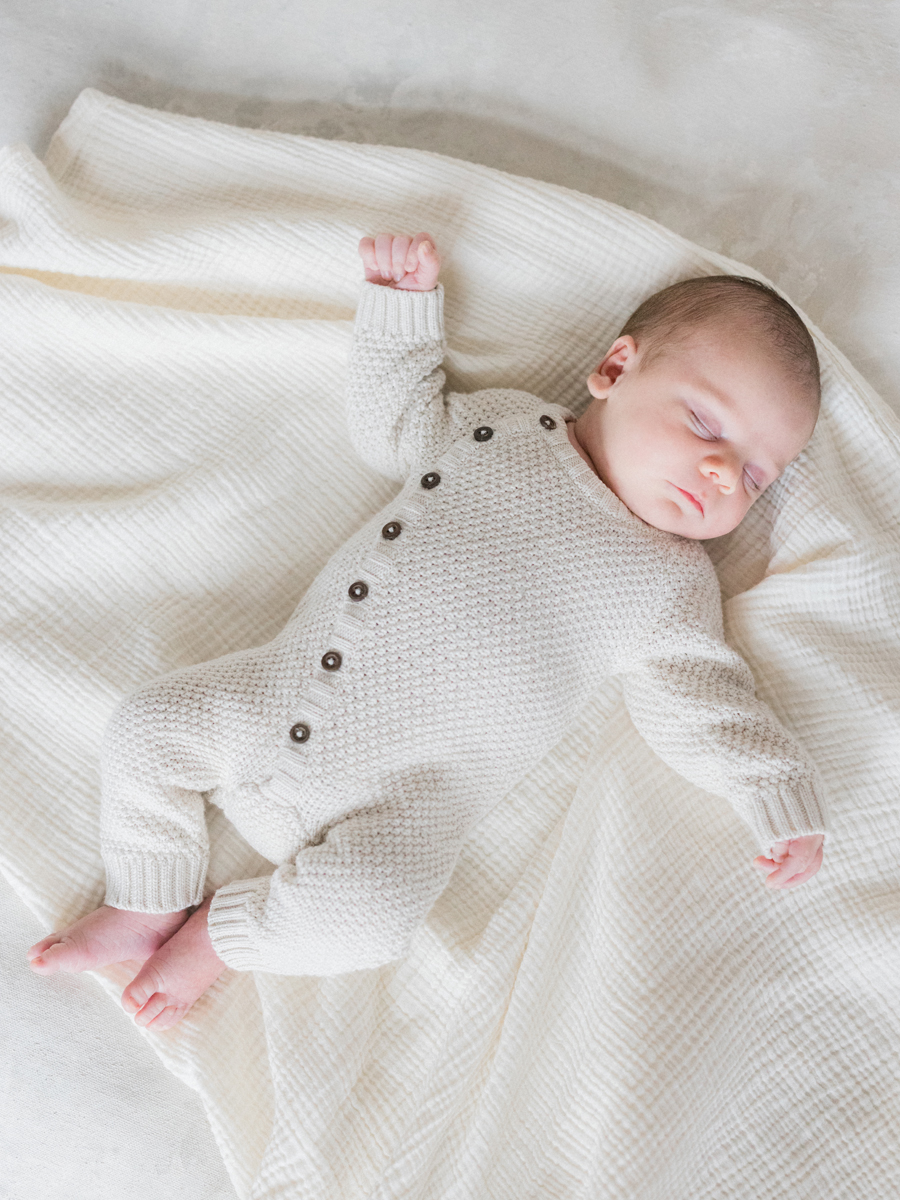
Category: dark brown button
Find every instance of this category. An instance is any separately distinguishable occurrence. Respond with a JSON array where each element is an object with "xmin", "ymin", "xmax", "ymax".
[
  {"xmin": 539, "ymin": 414, "xmax": 557, "ymax": 430},
  {"xmin": 289, "ymin": 723, "xmax": 310, "ymax": 744},
  {"xmin": 321, "ymin": 651, "xmax": 342, "ymax": 671},
  {"xmin": 420, "ymin": 472, "xmax": 441, "ymax": 489},
  {"xmin": 473, "ymin": 426, "xmax": 493, "ymax": 442},
  {"xmin": 382, "ymin": 521, "xmax": 402, "ymax": 540},
  {"xmin": 348, "ymin": 580, "xmax": 368, "ymax": 601}
]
